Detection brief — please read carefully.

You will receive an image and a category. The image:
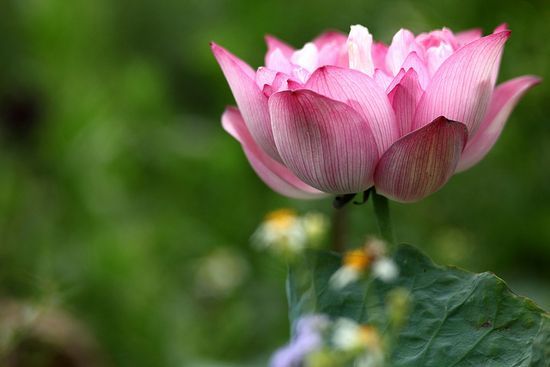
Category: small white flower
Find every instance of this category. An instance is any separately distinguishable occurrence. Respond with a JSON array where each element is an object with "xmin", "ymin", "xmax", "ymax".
[
  {"xmin": 253, "ymin": 209, "xmax": 329, "ymax": 258},
  {"xmin": 301, "ymin": 212, "xmax": 328, "ymax": 246},
  {"xmin": 253, "ymin": 209, "xmax": 307, "ymax": 256},
  {"xmin": 329, "ymin": 248, "xmax": 371, "ymax": 289},
  {"xmin": 372, "ymin": 257, "xmax": 399, "ymax": 282},
  {"xmin": 329, "ymin": 266, "xmax": 362, "ymax": 290},
  {"xmin": 194, "ymin": 249, "xmax": 249, "ymax": 298},
  {"xmin": 332, "ymin": 318, "xmax": 364, "ymax": 351},
  {"xmin": 332, "ymin": 318, "xmax": 382, "ymax": 353}
]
